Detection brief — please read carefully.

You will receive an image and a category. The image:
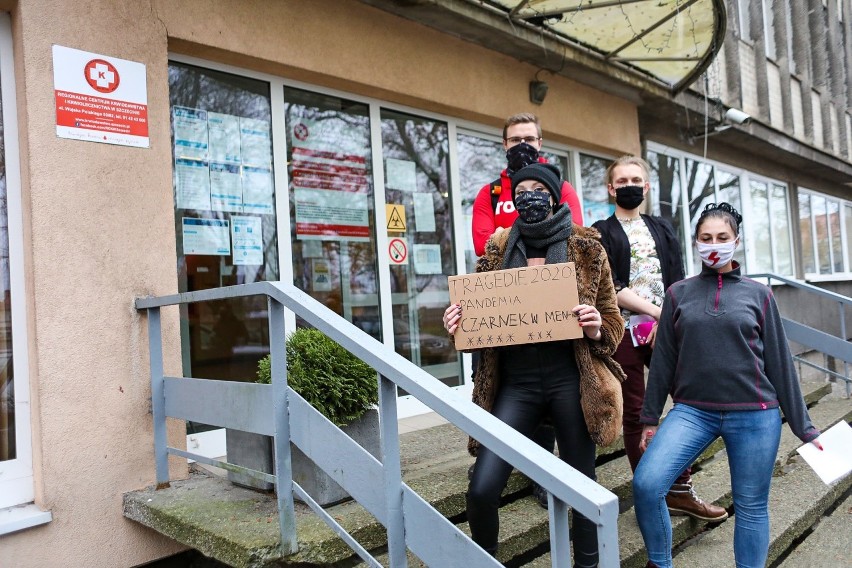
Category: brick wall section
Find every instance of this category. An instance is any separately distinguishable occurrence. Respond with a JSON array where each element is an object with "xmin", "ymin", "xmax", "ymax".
[
  {"xmin": 767, "ymin": 61, "xmax": 784, "ymax": 130},
  {"xmin": 738, "ymin": 41, "xmax": 760, "ymax": 117}
]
